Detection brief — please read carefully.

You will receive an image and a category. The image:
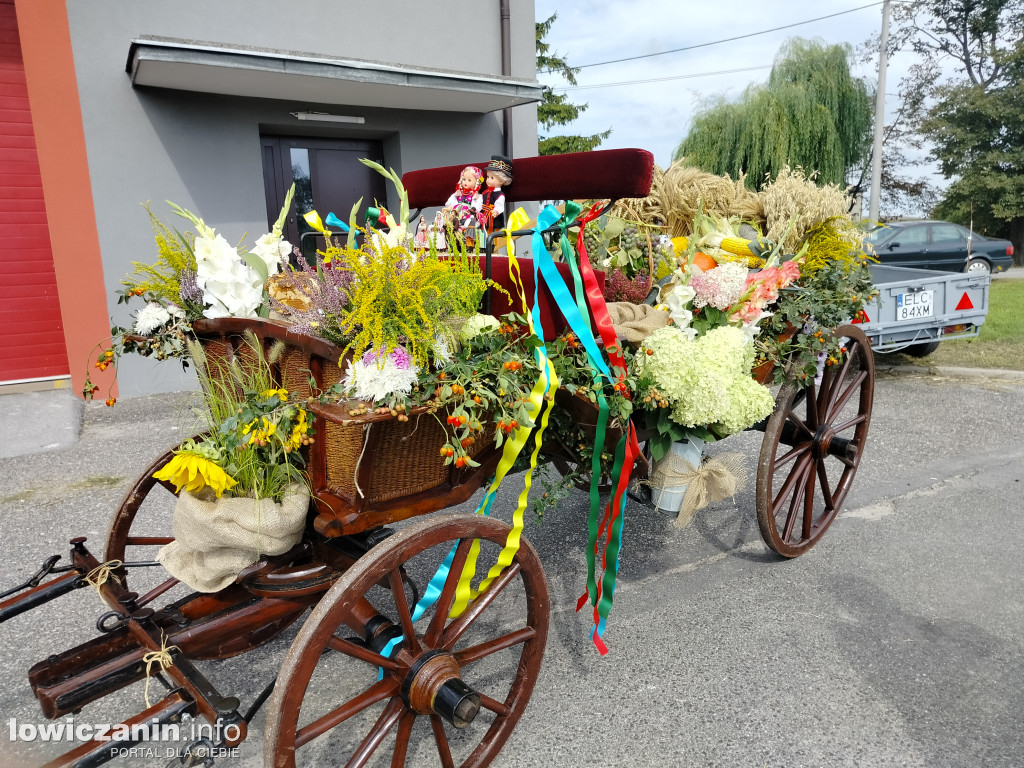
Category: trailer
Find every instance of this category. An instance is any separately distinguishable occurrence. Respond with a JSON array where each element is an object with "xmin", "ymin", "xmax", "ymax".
[{"xmin": 857, "ymin": 264, "xmax": 991, "ymax": 357}]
